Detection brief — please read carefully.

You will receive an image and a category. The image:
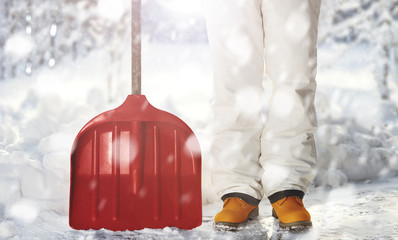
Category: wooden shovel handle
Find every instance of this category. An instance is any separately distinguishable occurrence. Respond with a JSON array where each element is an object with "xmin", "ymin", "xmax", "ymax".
[{"xmin": 132, "ymin": 0, "xmax": 141, "ymax": 95}]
